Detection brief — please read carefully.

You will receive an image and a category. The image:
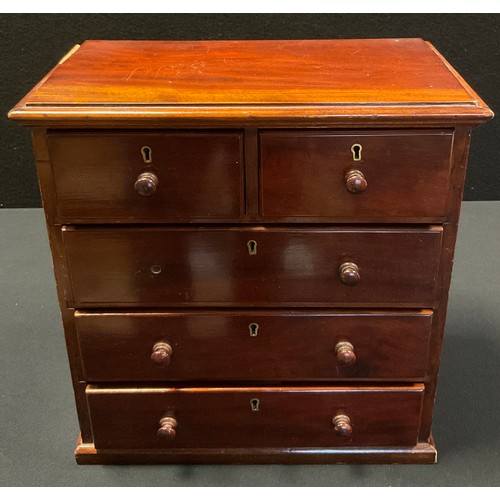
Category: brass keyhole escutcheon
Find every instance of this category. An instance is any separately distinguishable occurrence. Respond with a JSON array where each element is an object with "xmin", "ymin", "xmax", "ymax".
[
  {"xmin": 249, "ymin": 323, "xmax": 259, "ymax": 337},
  {"xmin": 351, "ymin": 143, "xmax": 362, "ymax": 161},
  {"xmin": 250, "ymin": 398, "xmax": 260, "ymax": 412},
  {"xmin": 141, "ymin": 146, "xmax": 153, "ymax": 164},
  {"xmin": 247, "ymin": 240, "xmax": 257, "ymax": 255}
]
